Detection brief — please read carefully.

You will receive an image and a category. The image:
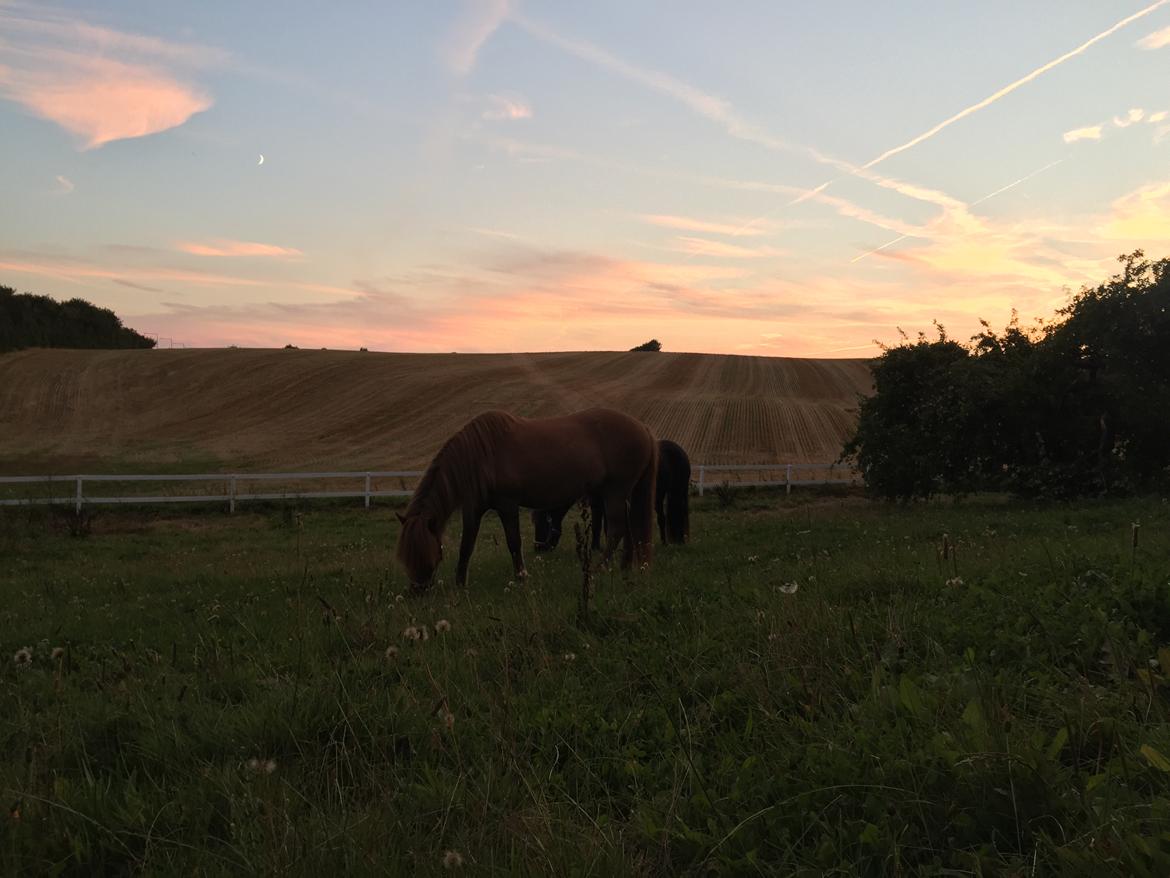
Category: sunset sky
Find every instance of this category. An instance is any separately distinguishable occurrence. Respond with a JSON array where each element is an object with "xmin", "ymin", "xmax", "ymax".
[{"xmin": 3, "ymin": 0, "xmax": 1170, "ymax": 356}]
